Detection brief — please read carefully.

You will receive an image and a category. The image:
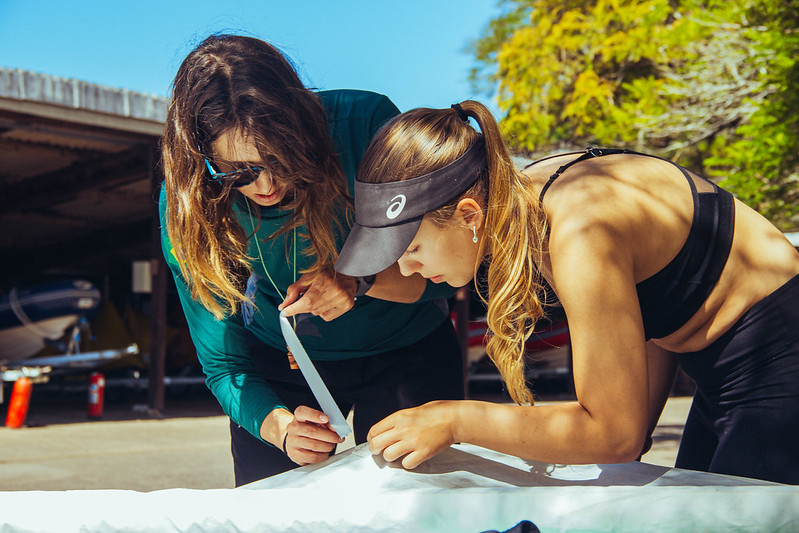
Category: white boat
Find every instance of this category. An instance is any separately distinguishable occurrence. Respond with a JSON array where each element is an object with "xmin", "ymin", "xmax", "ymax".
[{"xmin": 0, "ymin": 280, "xmax": 101, "ymax": 360}]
